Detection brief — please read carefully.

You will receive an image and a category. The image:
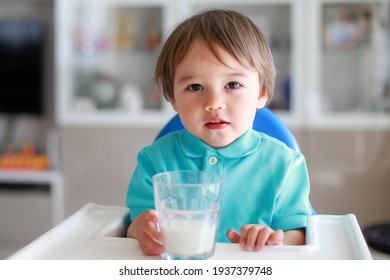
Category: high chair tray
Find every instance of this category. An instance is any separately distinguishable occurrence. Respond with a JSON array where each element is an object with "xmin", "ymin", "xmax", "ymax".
[{"xmin": 8, "ymin": 203, "xmax": 372, "ymax": 260}]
